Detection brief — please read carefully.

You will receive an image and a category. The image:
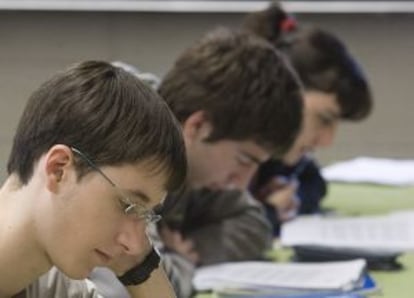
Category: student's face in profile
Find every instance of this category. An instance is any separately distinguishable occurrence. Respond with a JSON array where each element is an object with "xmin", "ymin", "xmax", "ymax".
[
  {"xmin": 183, "ymin": 112, "xmax": 270, "ymax": 190},
  {"xmin": 283, "ymin": 90, "xmax": 341, "ymax": 165},
  {"xmin": 41, "ymin": 146, "xmax": 166, "ymax": 279}
]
